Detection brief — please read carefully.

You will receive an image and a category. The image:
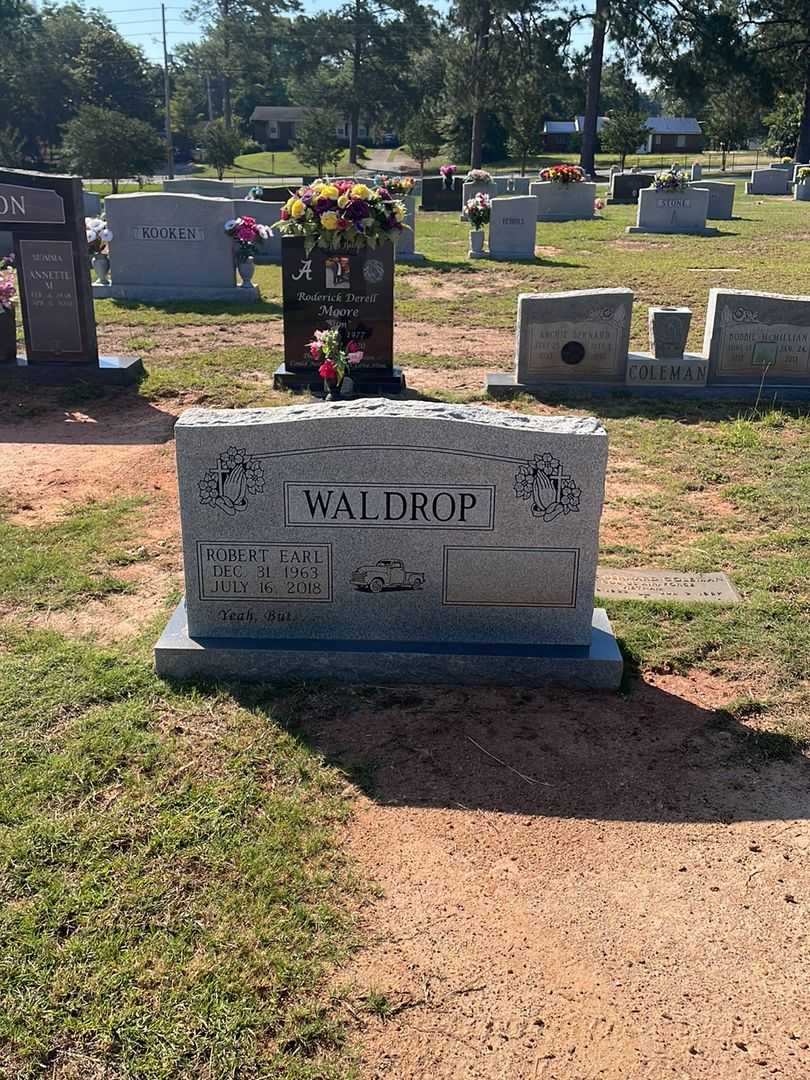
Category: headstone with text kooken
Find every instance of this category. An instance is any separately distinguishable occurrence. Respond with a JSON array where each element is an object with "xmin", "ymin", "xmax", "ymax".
[
  {"xmin": 154, "ymin": 400, "xmax": 622, "ymax": 688},
  {"xmin": 689, "ymin": 181, "xmax": 735, "ymax": 220},
  {"xmin": 273, "ymin": 236, "xmax": 404, "ymax": 394},
  {"xmin": 488, "ymin": 196, "xmax": 537, "ymax": 260},
  {"xmin": 487, "ymin": 288, "xmax": 633, "ymax": 395},
  {"xmin": 627, "ymin": 186, "xmax": 713, "ymax": 234},
  {"xmin": 98, "ymin": 192, "xmax": 258, "ymax": 303},
  {"xmin": 704, "ymin": 288, "xmax": 810, "ymax": 387},
  {"xmin": 746, "ymin": 168, "xmax": 791, "ymax": 195},
  {"xmin": 0, "ymin": 167, "xmax": 141, "ymax": 383}
]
